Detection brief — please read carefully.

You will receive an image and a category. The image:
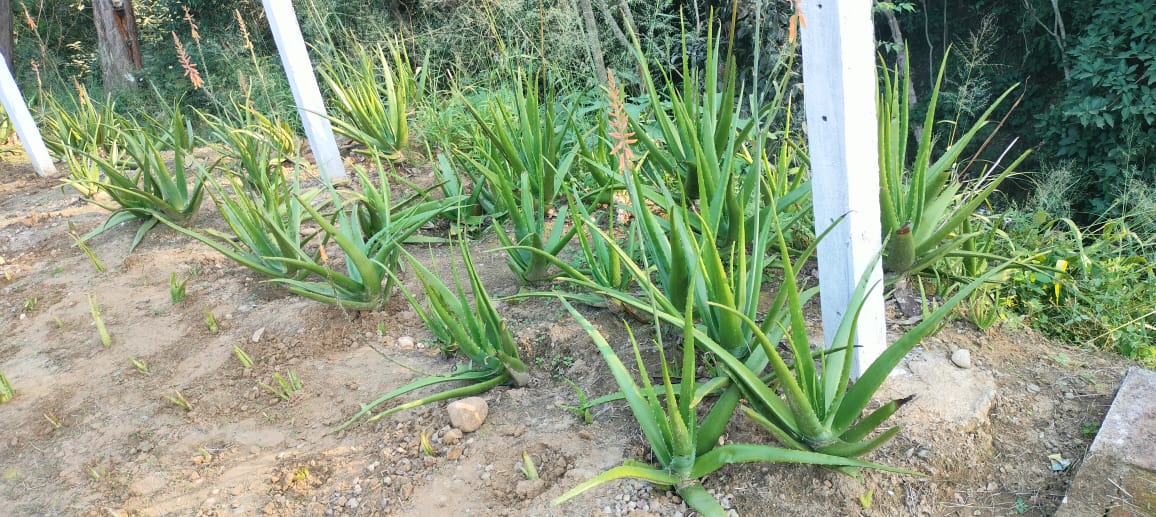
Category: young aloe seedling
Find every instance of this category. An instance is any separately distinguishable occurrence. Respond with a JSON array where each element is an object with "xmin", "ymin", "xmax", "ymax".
[
  {"xmin": 129, "ymin": 358, "xmax": 149, "ymax": 374},
  {"xmin": 233, "ymin": 345, "xmax": 254, "ymax": 368},
  {"xmin": 560, "ymin": 378, "xmax": 593, "ymax": 425},
  {"xmin": 87, "ymin": 294, "xmax": 112, "ymax": 347},
  {"xmin": 260, "ymin": 371, "xmax": 301, "ymax": 401},
  {"xmin": 70, "ymin": 222, "xmax": 105, "ymax": 273},
  {"xmin": 419, "ymin": 431, "xmax": 435, "ymax": 457},
  {"xmin": 520, "ymin": 451, "xmax": 539, "ymax": 480},
  {"xmin": 0, "ymin": 371, "xmax": 13, "ymax": 403},
  {"xmin": 164, "ymin": 389, "xmax": 192, "ymax": 411},
  {"xmin": 170, "ymin": 272, "xmax": 189, "ymax": 304},
  {"xmin": 203, "ymin": 311, "xmax": 218, "ymax": 333},
  {"xmin": 44, "ymin": 413, "xmax": 62, "ymax": 428}
]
